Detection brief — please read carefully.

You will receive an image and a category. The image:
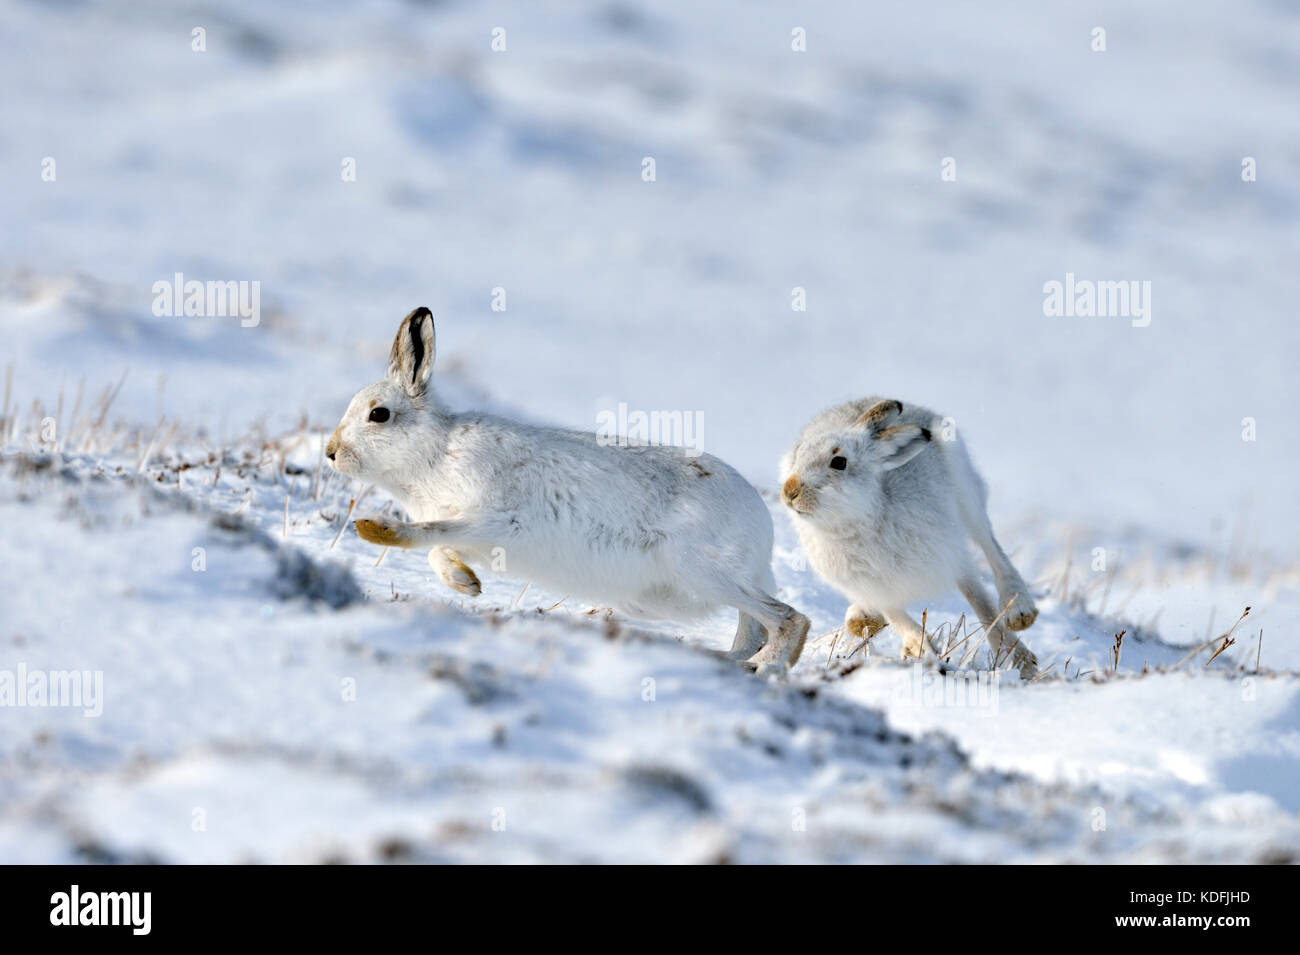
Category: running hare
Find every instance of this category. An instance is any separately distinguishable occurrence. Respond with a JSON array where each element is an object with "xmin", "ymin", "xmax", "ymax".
[
  {"xmin": 326, "ymin": 308, "xmax": 809, "ymax": 673},
  {"xmin": 779, "ymin": 398, "xmax": 1039, "ymax": 679}
]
